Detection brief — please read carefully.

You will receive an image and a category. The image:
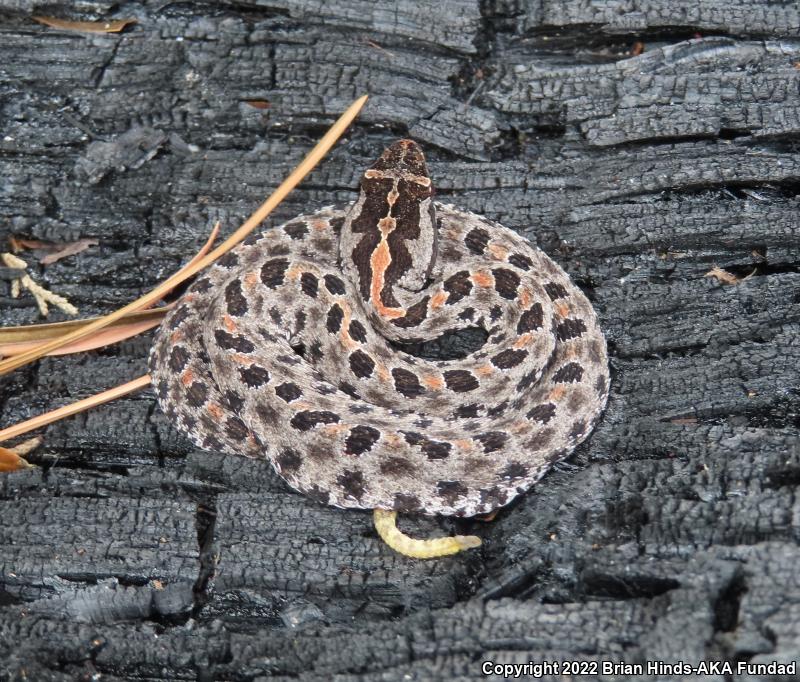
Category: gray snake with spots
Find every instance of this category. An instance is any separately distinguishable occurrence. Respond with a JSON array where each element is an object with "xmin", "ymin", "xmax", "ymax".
[{"xmin": 149, "ymin": 140, "xmax": 609, "ymax": 523}]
